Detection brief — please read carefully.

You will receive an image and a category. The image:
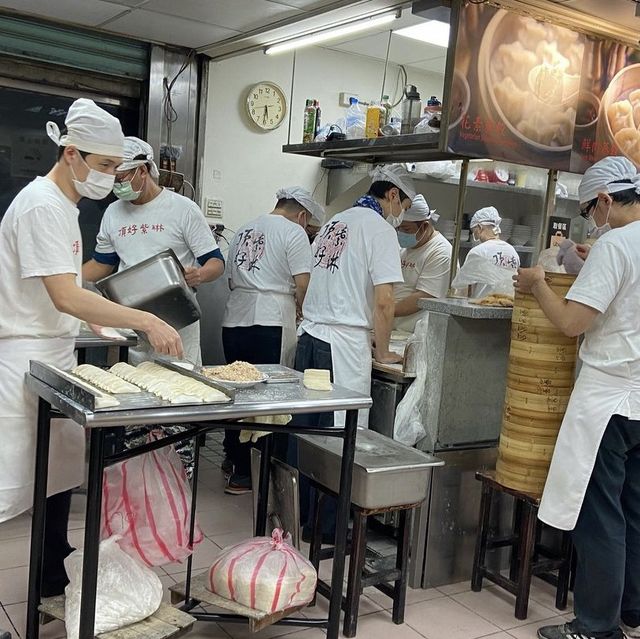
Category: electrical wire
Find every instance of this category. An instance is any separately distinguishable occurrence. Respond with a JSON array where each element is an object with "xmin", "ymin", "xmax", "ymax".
[
  {"xmin": 312, "ymin": 169, "xmax": 328, "ymax": 198},
  {"xmin": 182, "ymin": 179, "xmax": 196, "ymax": 200}
]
